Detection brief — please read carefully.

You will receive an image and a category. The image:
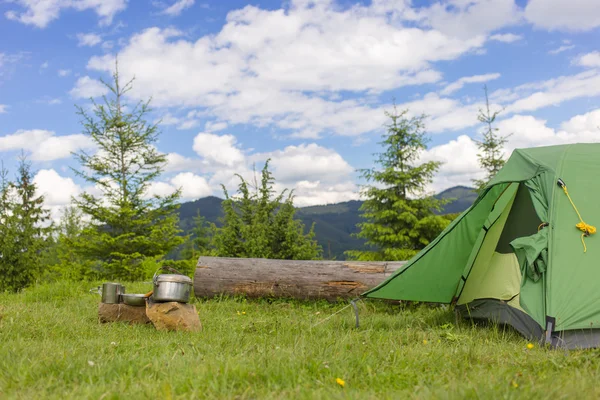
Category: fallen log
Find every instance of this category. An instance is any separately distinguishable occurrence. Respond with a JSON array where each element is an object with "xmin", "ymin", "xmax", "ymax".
[{"xmin": 194, "ymin": 257, "xmax": 407, "ymax": 301}]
